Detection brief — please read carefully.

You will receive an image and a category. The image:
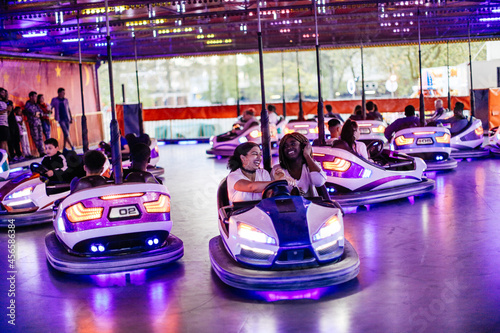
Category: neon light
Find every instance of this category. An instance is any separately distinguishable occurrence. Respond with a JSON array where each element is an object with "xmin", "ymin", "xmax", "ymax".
[
  {"xmin": 144, "ymin": 194, "xmax": 170, "ymax": 213},
  {"xmin": 323, "ymin": 158, "xmax": 351, "ymax": 172},
  {"xmin": 101, "ymin": 193, "xmax": 144, "ymax": 200},
  {"xmin": 66, "ymin": 203, "xmax": 103, "ymax": 223},
  {"xmin": 22, "ymin": 31, "xmax": 47, "ymax": 38},
  {"xmin": 435, "ymin": 133, "xmax": 450, "ymax": 143},
  {"xmin": 62, "ymin": 38, "xmax": 84, "ymax": 43},
  {"xmin": 414, "ymin": 131, "xmax": 436, "ymax": 135}
]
